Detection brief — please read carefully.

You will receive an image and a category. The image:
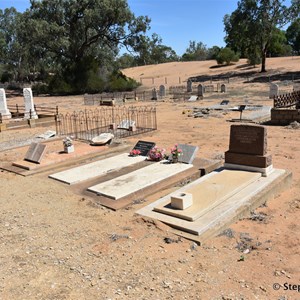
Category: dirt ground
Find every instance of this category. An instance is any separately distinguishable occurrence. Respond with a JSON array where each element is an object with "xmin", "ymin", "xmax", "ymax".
[{"xmin": 0, "ymin": 57, "xmax": 299, "ymax": 300}]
